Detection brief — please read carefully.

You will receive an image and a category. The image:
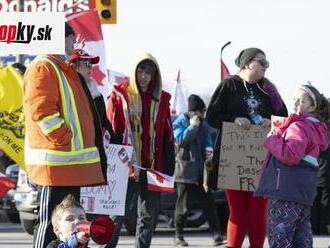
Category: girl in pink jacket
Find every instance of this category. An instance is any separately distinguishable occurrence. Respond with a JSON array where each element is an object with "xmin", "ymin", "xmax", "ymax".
[{"xmin": 256, "ymin": 84, "xmax": 330, "ymax": 248}]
